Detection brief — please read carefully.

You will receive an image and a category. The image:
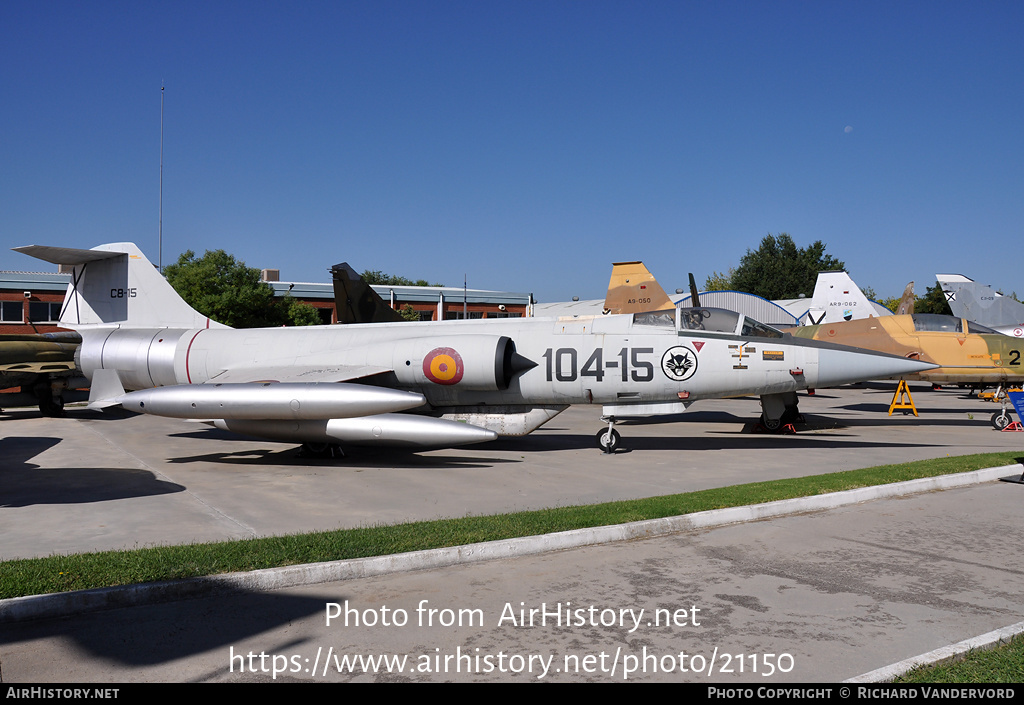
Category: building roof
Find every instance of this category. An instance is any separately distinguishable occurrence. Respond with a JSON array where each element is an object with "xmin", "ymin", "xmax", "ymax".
[
  {"xmin": 1, "ymin": 271, "xmax": 534, "ymax": 306},
  {"xmin": 0, "ymin": 271, "xmax": 72, "ymax": 292}
]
